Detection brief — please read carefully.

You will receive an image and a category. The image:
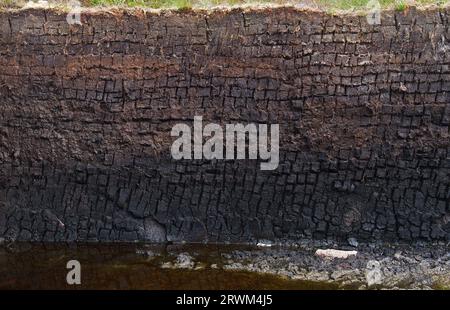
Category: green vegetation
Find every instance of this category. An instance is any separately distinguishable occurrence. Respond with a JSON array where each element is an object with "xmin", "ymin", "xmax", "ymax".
[
  {"xmin": 316, "ymin": 0, "xmax": 448, "ymax": 11},
  {"xmin": 88, "ymin": 0, "xmax": 449, "ymax": 10},
  {"xmin": 0, "ymin": 0, "xmax": 448, "ymax": 10},
  {"xmin": 89, "ymin": 0, "xmax": 193, "ymax": 9},
  {"xmin": 395, "ymin": 0, "xmax": 407, "ymax": 10},
  {"xmin": 88, "ymin": 0, "xmax": 275, "ymax": 9},
  {"xmin": 0, "ymin": 0, "xmax": 23, "ymax": 8}
]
